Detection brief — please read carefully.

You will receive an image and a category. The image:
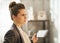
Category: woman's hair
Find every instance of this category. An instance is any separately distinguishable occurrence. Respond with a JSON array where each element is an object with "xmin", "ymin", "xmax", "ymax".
[{"xmin": 9, "ymin": 1, "xmax": 25, "ymax": 19}]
